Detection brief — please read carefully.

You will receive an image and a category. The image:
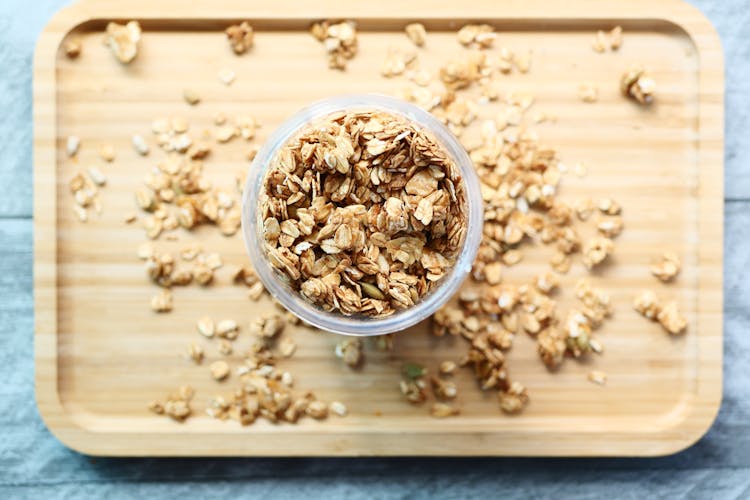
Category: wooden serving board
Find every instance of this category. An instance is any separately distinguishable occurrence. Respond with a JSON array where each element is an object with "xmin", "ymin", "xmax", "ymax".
[{"xmin": 34, "ymin": 0, "xmax": 723, "ymax": 456}]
